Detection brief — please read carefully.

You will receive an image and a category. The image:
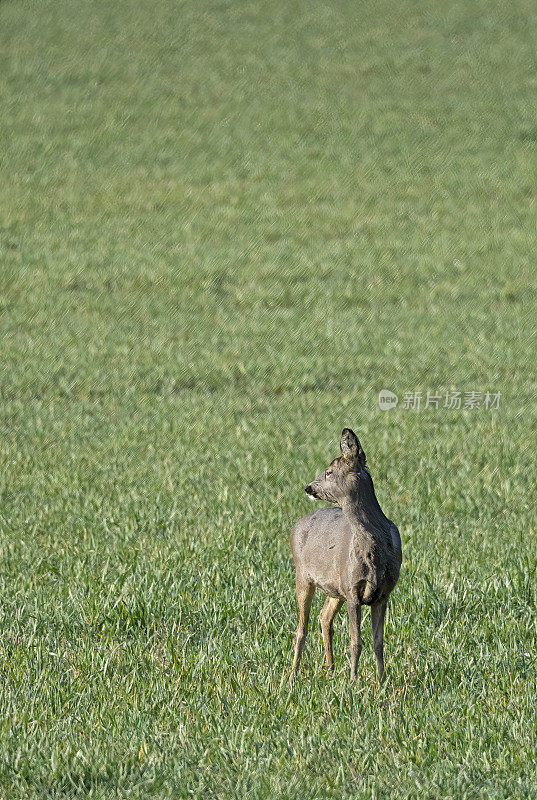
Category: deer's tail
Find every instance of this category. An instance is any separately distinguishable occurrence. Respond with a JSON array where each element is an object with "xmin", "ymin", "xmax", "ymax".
[{"xmin": 358, "ymin": 578, "xmax": 379, "ymax": 605}]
